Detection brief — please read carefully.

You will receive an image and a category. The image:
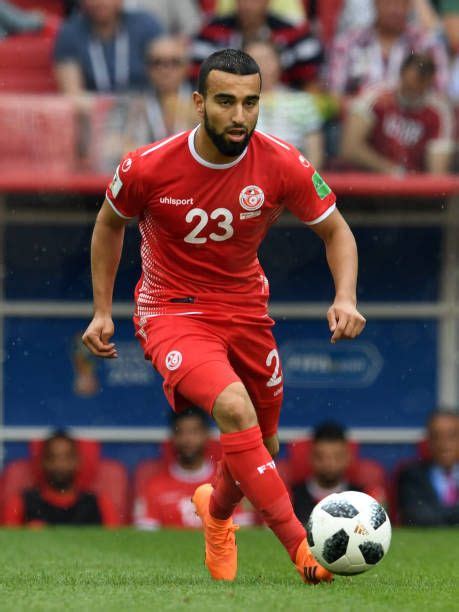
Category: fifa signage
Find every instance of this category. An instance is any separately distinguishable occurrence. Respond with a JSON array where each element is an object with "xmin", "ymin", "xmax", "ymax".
[{"xmin": 281, "ymin": 340, "xmax": 383, "ymax": 389}]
